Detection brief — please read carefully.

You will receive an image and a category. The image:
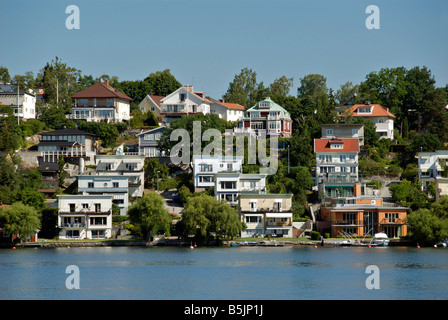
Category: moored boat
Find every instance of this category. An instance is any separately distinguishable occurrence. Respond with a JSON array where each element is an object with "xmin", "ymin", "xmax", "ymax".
[{"xmin": 370, "ymin": 233, "xmax": 389, "ymax": 247}]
